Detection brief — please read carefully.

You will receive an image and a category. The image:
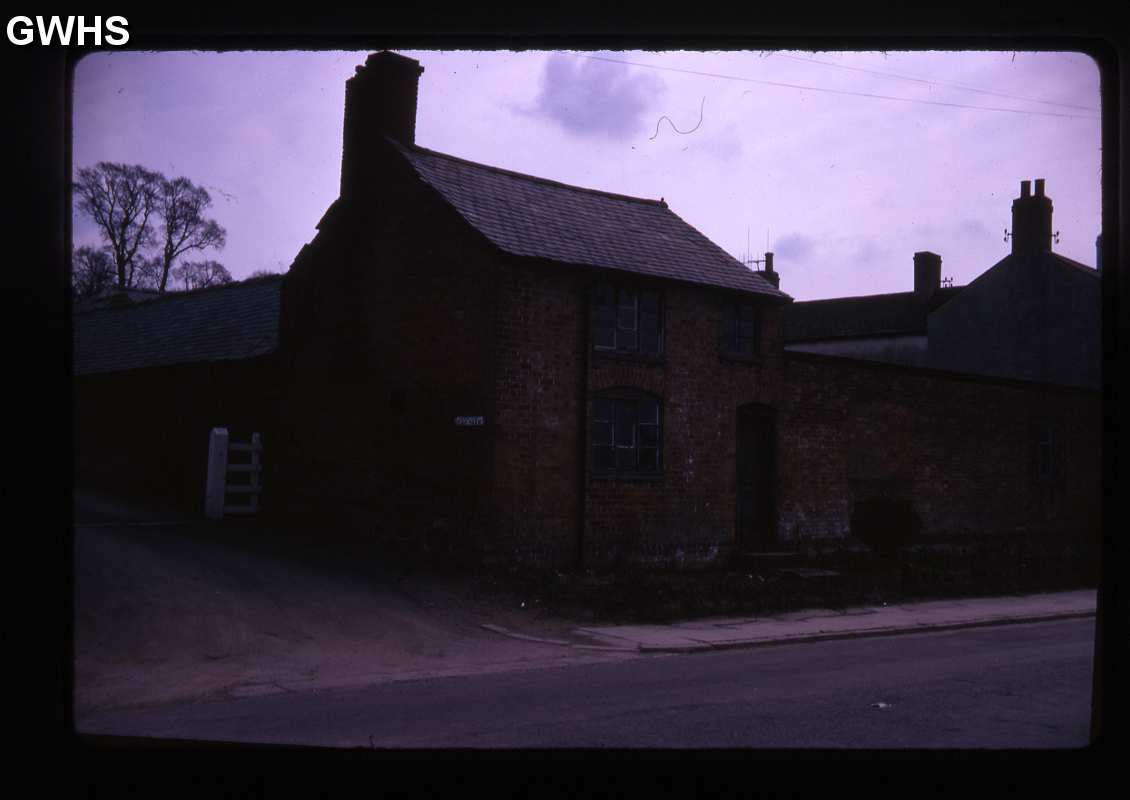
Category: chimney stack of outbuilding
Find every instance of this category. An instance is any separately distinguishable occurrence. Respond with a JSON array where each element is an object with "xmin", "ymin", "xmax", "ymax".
[
  {"xmin": 761, "ymin": 252, "xmax": 779, "ymax": 288},
  {"xmin": 913, "ymin": 251, "xmax": 941, "ymax": 299}
]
